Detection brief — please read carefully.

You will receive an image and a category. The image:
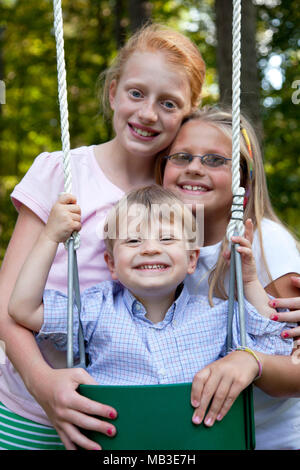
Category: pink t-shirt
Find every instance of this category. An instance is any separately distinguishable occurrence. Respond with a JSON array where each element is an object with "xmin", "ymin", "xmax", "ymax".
[{"xmin": 0, "ymin": 145, "xmax": 124, "ymax": 425}]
